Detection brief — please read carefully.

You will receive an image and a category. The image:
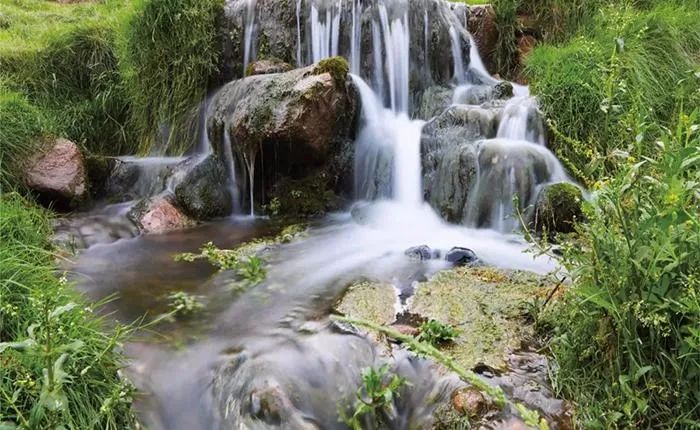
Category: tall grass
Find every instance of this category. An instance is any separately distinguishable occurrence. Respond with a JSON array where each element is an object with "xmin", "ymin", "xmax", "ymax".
[
  {"xmin": 0, "ymin": 88, "xmax": 46, "ymax": 192},
  {"xmin": 540, "ymin": 110, "xmax": 700, "ymax": 428},
  {"xmin": 0, "ymin": 194, "xmax": 136, "ymax": 428},
  {"xmin": 491, "ymin": 0, "xmax": 520, "ymax": 79},
  {"xmin": 119, "ymin": 0, "xmax": 224, "ymax": 155},
  {"xmin": 526, "ymin": 2, "xmax": 700, "ymax": 184}
]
